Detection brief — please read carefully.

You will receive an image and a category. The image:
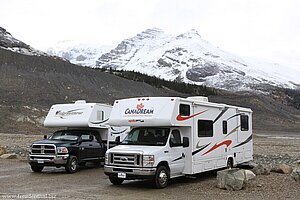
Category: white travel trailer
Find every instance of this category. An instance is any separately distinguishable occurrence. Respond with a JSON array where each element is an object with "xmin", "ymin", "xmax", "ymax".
[
  {"xmin": 44, "ymin": 100, "xmax": 128, "ymax": 146},
  {"xmin": 104, "ymin": 96, "xmax": 253, "ymax": 188}
]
